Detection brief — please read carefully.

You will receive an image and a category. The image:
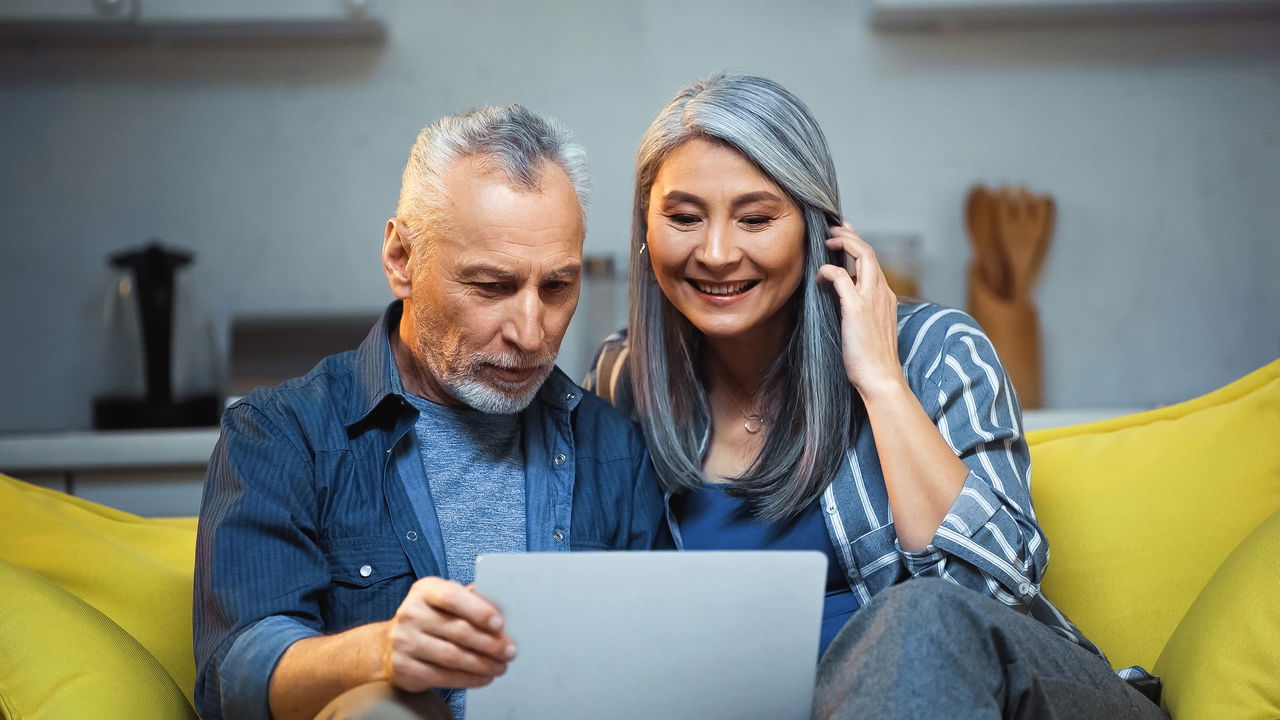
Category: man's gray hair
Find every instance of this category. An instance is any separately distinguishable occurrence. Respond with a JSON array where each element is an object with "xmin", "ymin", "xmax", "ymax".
[
  {"xmin": 397, "ymin": 104, "xmax": 591, "ymax": 249},
  {"xmin": 628, "ymin": 73, "xmax": 853, "ymax": 521}
]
